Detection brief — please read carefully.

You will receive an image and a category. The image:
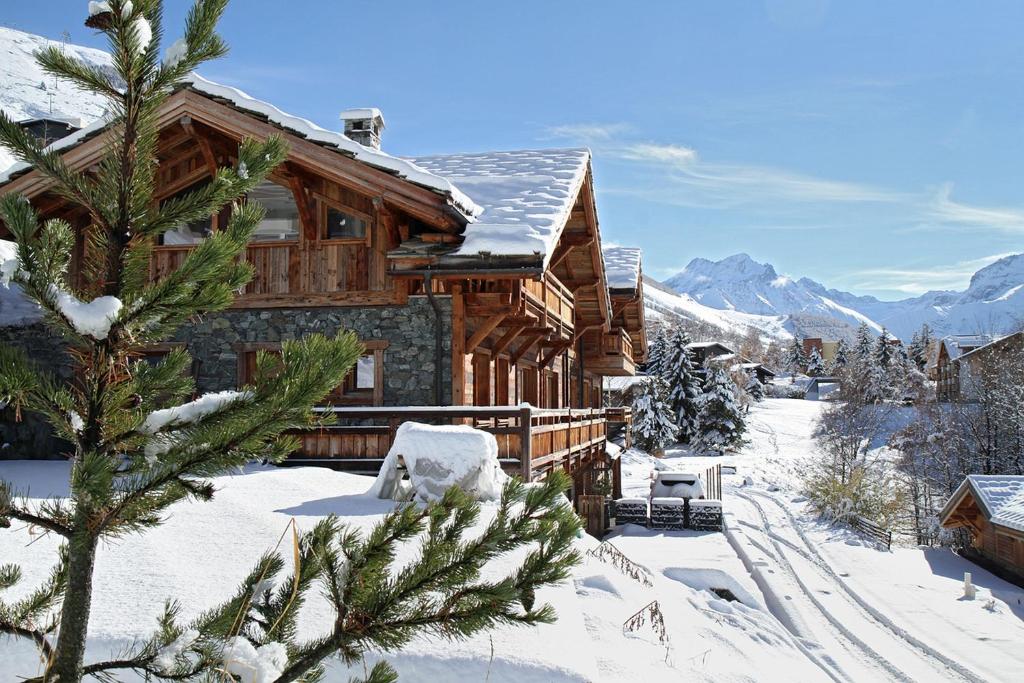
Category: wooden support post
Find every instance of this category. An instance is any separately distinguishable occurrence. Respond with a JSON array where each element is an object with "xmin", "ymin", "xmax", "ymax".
[
  {"xmin": 180, "ymin": 115, "xmax": 219, "ymax": 176},
  {"xmin": 519, "ymin": 405, "xmax": 533, "ymax": 483},
  {"xmin": 451, "ymin": 283, "xmax": 466, "ymax": 406}
]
